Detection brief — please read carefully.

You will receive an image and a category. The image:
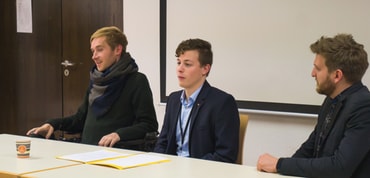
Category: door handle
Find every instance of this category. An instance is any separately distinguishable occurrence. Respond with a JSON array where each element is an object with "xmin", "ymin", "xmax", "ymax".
[{"xmin": 61, "ymin": 60, "xmax": 75, "ymax": 67}]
